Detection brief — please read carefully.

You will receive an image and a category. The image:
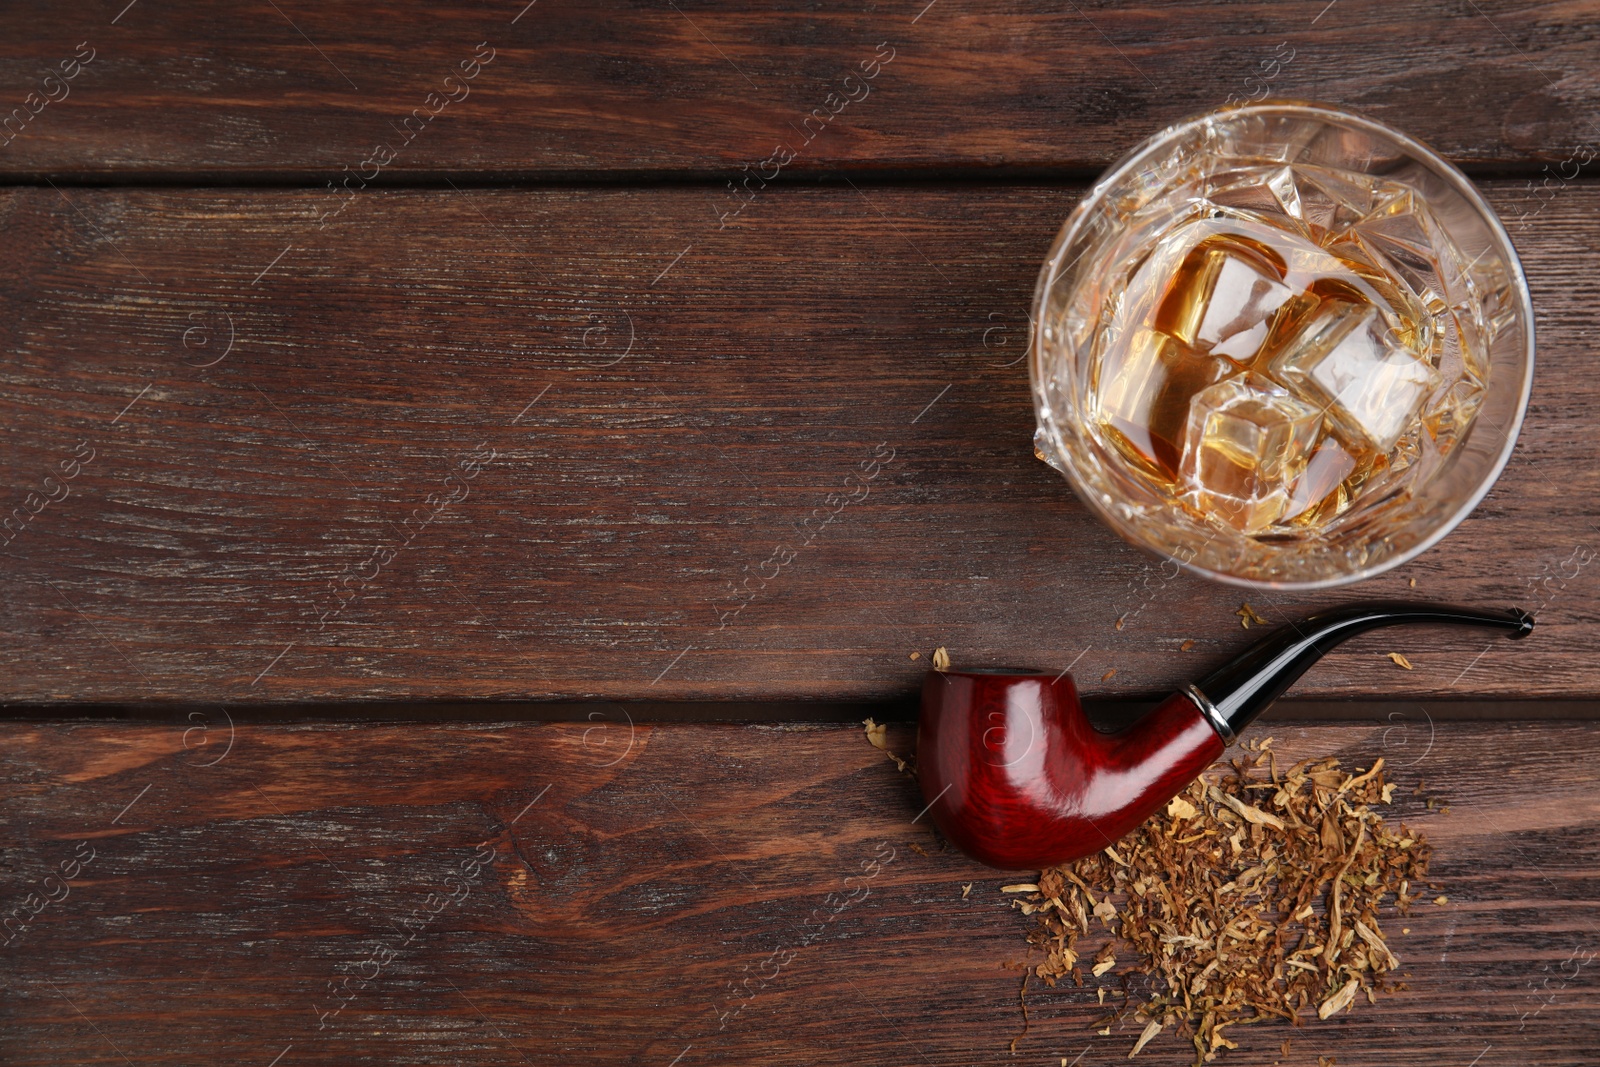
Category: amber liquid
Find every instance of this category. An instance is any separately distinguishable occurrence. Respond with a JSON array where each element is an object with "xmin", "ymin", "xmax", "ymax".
[{"xmin": 1089, "ymin": 164, "xmax": 1484, "ymax": 536}]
